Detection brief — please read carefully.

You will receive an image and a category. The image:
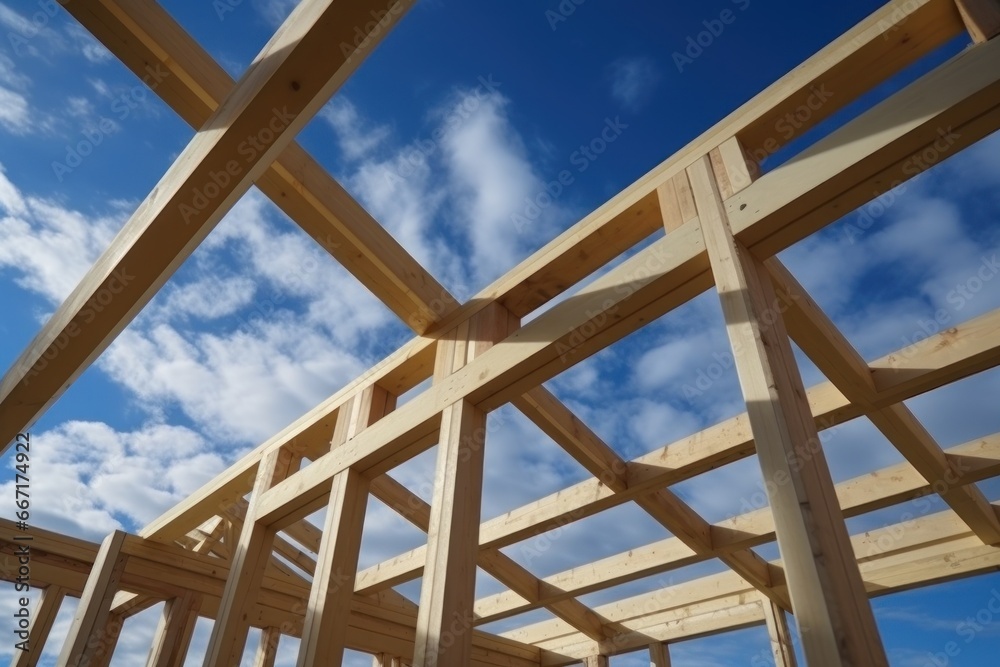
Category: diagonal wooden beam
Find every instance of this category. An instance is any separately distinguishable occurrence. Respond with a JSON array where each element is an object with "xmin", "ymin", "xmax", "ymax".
[
  {"xmin": 0, "ymin": 0, "xmax": 416, "ymax": 452},
  {"xmin": 470, "ymin": 432, "xmax": 1000, "ymax": 625},
  {"xmin": 769, "ymin": 259, "xmax": 1000, "ymax": 545},
  {"xmin": 513, "ymin": 384, "xmax": 789, "ymax": 608}
]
